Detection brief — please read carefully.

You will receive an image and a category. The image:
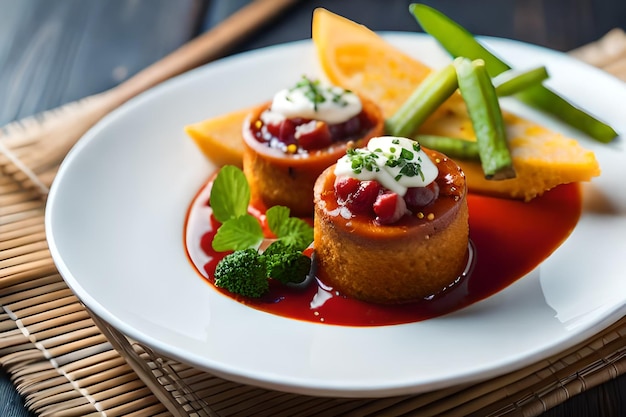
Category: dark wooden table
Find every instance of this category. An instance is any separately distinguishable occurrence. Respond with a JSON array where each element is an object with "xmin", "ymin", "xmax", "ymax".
[{"xmin": 1, "ymin": 1, "xmax": 625, "ymax": 416}]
